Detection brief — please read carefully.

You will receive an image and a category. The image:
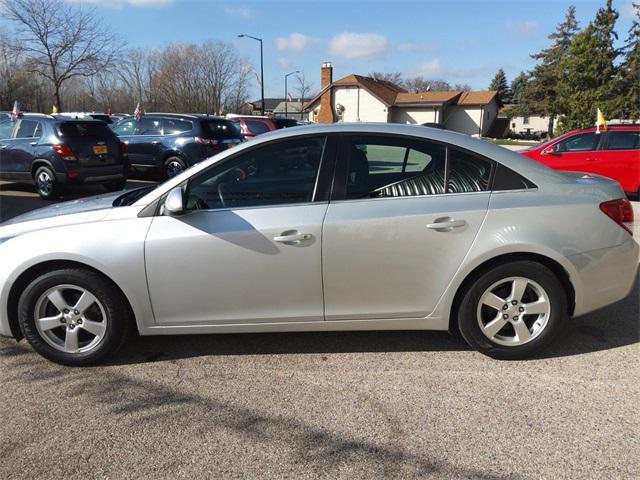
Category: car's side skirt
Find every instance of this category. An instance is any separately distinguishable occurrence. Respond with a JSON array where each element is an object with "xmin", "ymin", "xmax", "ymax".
[{"xmin": 139, "ymin": 316, "xmax": 448, "ymax": 336}]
